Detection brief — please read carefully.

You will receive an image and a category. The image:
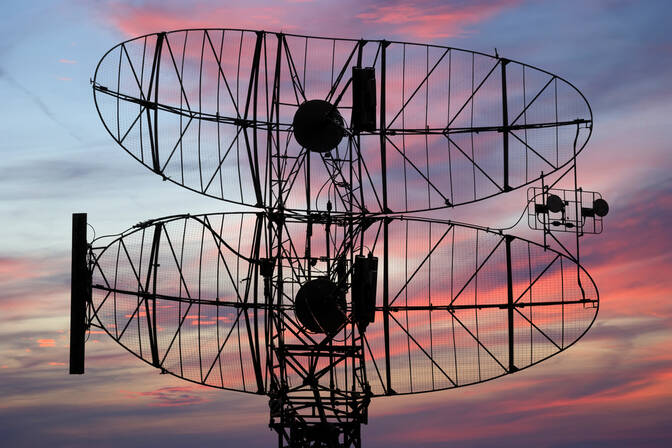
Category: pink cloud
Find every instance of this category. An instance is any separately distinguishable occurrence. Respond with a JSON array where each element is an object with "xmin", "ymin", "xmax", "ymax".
[
  {"xmin": 520, "ymin": 367, "xmax": 672, "ymax": 412},
  {"xmin": 121, "ymin": 385, "xmax": 211, "ymax": 407},
  {"xmin": 357, "ymin": 1, "xmax": 522, "ymax": 39},
  {"xmin": 96, "ymin": 0, "xmax": 521, "ymax": 44},
  {"xmin": 102, "ymin": 4, "xmax": 299, "ymax": 38},
  {"xmin": 58, "ymin": 58, "xmax": 77, "ymax": 64},
  {"xmin": 0, "ymin": 257, "xmax": 38, "ymax": 281}
]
